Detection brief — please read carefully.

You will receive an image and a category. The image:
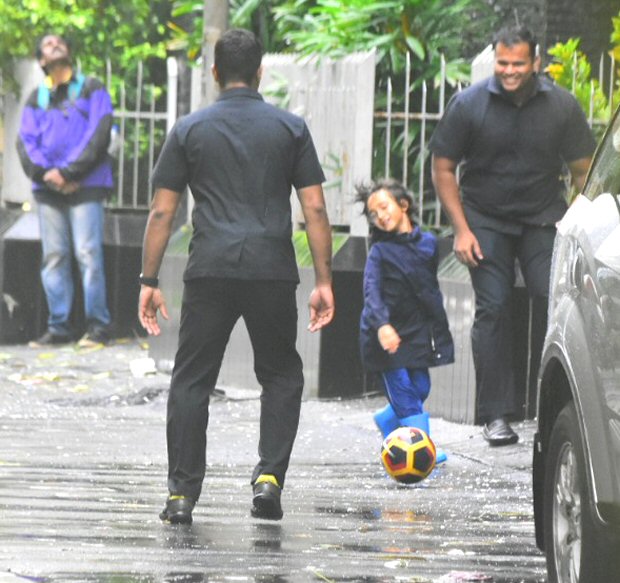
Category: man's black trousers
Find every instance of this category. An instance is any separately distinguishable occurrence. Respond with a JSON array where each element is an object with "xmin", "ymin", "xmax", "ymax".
[
  {"xmin": 166, "ymin": 277, "xmax": 304, "ymax": 502},
  {"xmin": 468, "ymin": 225, "xmax": 556, "ymax": 424}
]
